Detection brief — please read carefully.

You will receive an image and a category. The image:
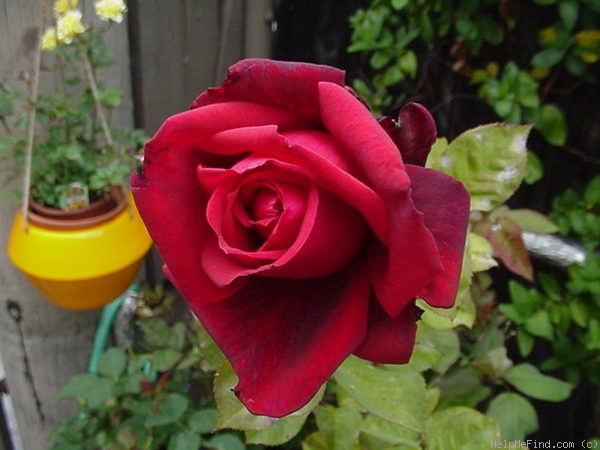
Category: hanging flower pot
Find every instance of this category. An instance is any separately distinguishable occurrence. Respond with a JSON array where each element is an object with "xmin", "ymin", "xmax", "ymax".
[{"xmin": 7, "ymin": 187, "xmax": 153, "ymax": 310}]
